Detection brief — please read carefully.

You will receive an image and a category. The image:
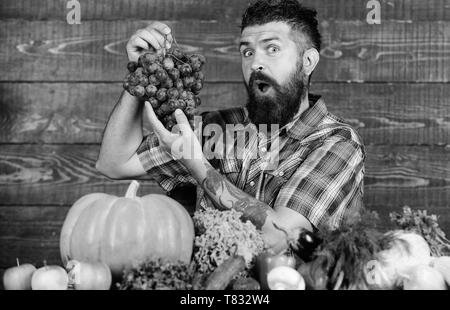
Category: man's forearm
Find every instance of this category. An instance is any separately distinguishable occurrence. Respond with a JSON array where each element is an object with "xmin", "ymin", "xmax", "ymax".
[
  {"xmin": 187, "ymin": 158, "xmax": 275, "ymax": 230},
  {"xmin": 97, "ymin": 90, "xmax": 144, "ymax": 173}
]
